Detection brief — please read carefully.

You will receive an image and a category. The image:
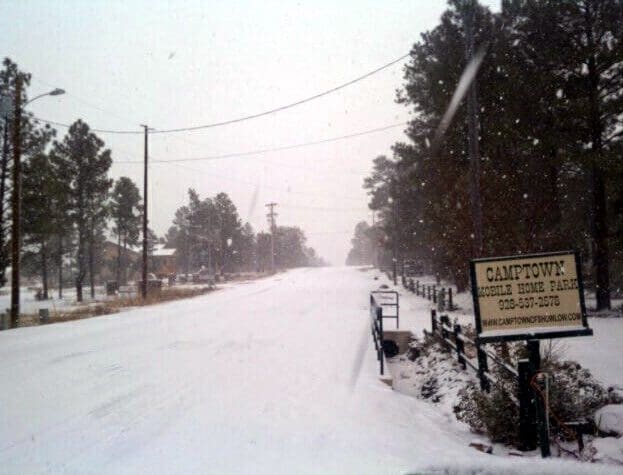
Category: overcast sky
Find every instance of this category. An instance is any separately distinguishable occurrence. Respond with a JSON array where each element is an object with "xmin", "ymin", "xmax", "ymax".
[{"xmin": 3, "ymin": 0, "xmax": 499, "ymax": 265}]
